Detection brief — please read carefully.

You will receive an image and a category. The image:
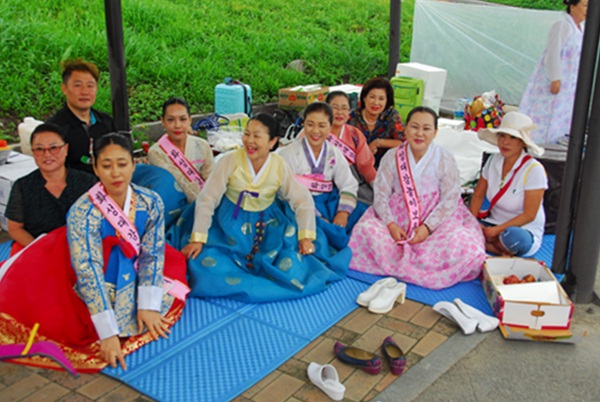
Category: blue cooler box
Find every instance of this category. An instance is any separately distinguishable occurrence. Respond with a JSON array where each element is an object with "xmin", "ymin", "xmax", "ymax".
[{"xmin": 215, "ymin": 83, "xmax": 252, "ymax": 115}]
